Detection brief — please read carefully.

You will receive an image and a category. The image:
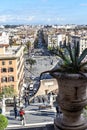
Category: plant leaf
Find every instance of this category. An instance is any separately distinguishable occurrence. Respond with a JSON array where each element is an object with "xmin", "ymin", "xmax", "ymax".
[
  {"xmin": 66, "ymin": 43, "xmax": 74, "ymax": 63},
  {"xmin": 78, "ymin": 48, "xmax": 87, "ymax": 64}
]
